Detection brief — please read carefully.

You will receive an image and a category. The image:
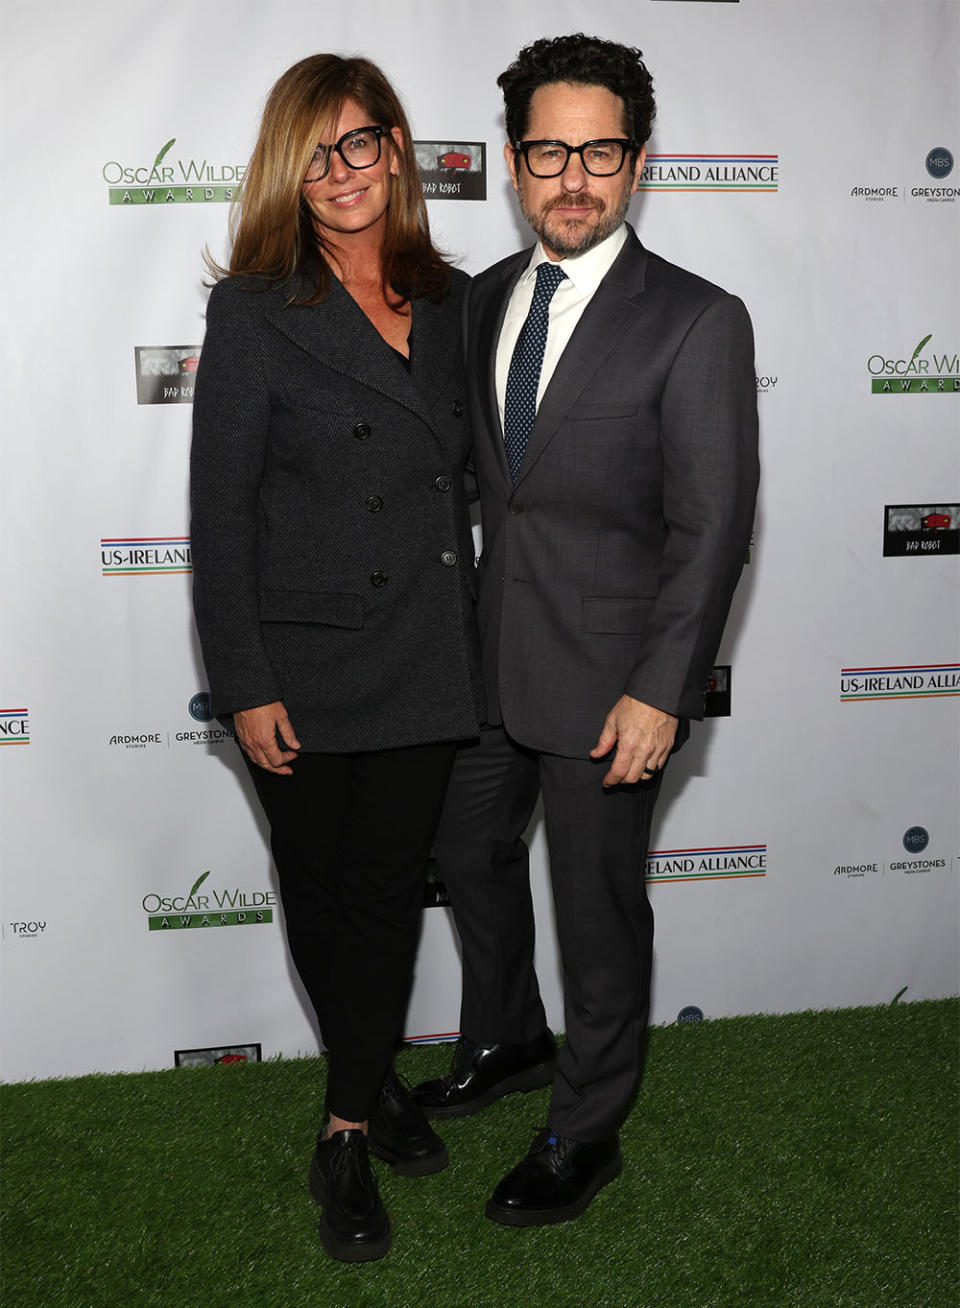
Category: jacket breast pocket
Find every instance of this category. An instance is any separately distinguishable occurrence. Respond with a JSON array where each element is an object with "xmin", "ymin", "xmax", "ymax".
[
  {"xmin": 260, "ymin": 588, "xmax": 365, "ymax": 629},
  {"xmin": 581, "ymin": 595, "xmax": 653, "ymax": 634}
]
